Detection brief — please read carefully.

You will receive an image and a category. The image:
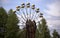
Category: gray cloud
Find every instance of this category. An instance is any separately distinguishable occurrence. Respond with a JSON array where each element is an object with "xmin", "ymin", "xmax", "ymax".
[
  {"xmin": 44, "ymin": 0, "xmax": 60, "ymax": 16},
  {"xmin": 43, "ymin": 0, "xmax": 60, "ymax": 34}
]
